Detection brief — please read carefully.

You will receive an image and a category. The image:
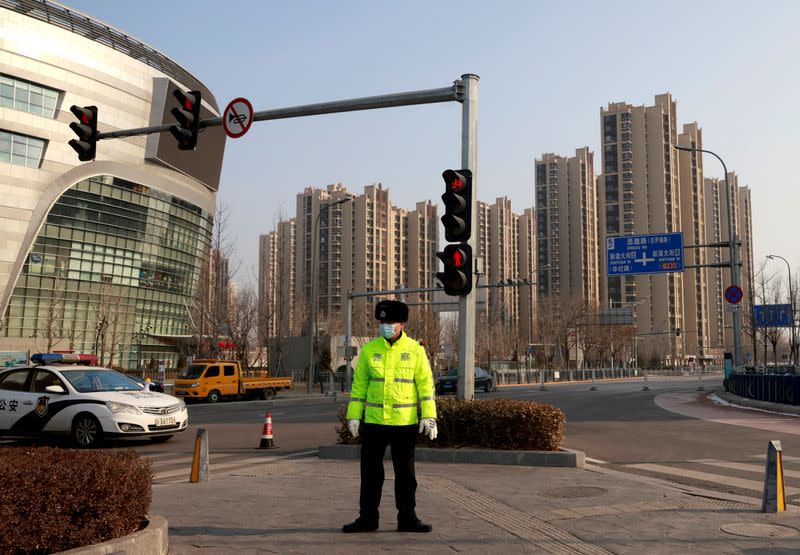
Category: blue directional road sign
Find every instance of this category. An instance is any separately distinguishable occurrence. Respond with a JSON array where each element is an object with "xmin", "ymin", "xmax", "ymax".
[
  {"xmin": 606, "ymin": 232, "xmax": 684, "ymax": 276},
  {"xmin": 753, "ymin": 304, "xmax": 793, "ymax": 327}
]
